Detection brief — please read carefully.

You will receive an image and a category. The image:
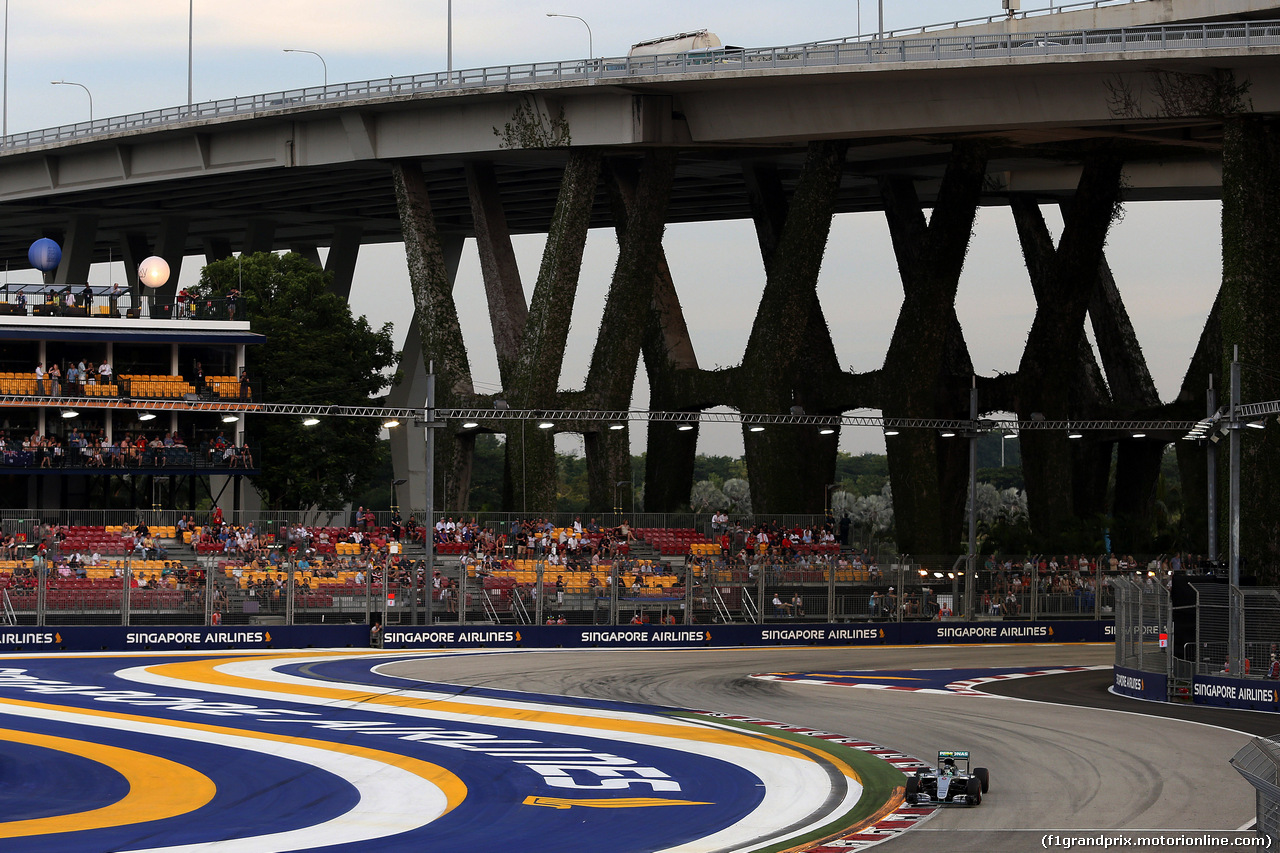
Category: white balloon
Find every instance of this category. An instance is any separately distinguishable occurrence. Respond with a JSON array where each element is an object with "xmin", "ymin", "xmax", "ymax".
[{"xmin": 138, "ymin": 255, "xmax": 171, "ymax": 288}]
